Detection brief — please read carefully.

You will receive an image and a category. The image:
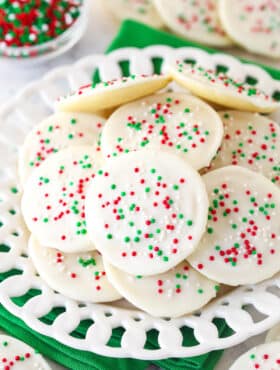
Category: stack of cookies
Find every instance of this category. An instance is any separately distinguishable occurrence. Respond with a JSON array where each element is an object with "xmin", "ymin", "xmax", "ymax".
[
  {"xmin": 103, "ymin": 0, "xmax": 280, "ymax": 59},
  {"xmin": 19, "ymin": 63, "xmax": 280, "ymax": 318}
]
